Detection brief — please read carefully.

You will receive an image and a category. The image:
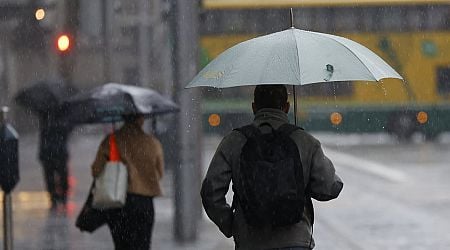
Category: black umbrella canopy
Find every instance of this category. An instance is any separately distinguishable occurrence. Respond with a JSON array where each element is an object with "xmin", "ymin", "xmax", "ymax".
[
  {"xmin": 65, "ymin": 83, "xmax": 179, "ymax": 124},
  {"xmin": 14, "ymin": 80, "xmax": 78, "ymax": 114}
]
